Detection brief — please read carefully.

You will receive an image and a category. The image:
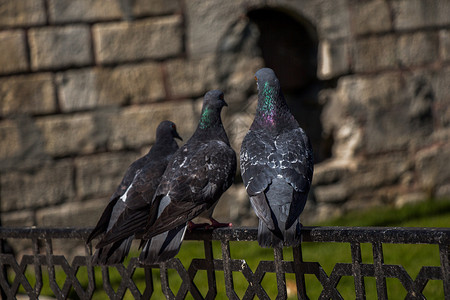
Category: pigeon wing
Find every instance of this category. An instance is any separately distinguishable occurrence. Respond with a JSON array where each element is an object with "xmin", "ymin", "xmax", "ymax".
[
  {"xmin": 241, "ymin": 128, "xmax": 313, "ymax": 230},
  {"xmin": 275, "ymin": 128, "xmax": 313, "ymax": 229},
  {"xmin": 143, "ymin": 140, "xmax": 236, "ymax": 239},
  {"xmin": 94, "ymin": 161, "xmax": 169, "ymax": 248},
  {"xmin": 86, "ymin": 155, "xmax": 149, "ymax": 243}
]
